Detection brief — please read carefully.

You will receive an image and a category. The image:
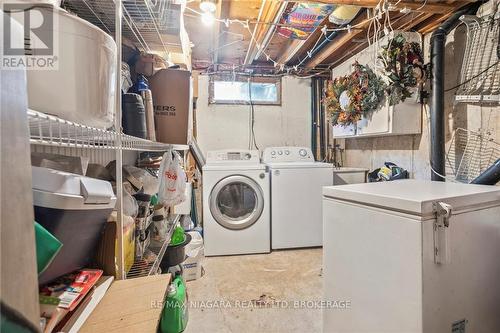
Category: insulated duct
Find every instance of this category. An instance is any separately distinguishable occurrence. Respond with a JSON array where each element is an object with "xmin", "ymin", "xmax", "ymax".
[{"xmin": 429, "ymin": 2, "xmax": 482, "ymax": 181}]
